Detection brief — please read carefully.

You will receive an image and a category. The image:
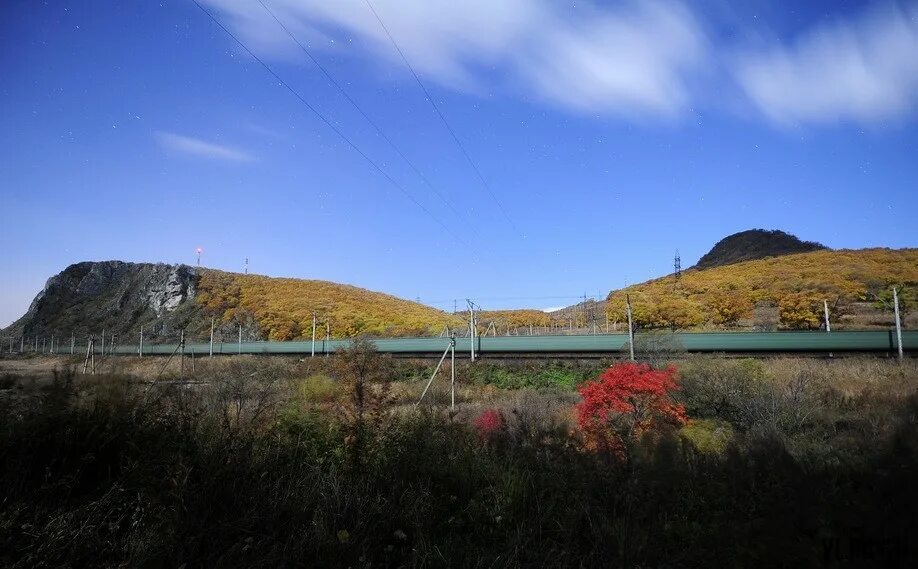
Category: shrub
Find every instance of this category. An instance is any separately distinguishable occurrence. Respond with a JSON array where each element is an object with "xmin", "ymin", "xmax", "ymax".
[
  {"xmin": 575, "ymin": 363, "xmax": 686, "ymax": 452},
  {"xmin": 473, "ymin": 408, "xmax": 505, "ymax": 440},
  {"xmin": 680, "ymin": 418, "xmax": 733, "ymax": 454}
]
